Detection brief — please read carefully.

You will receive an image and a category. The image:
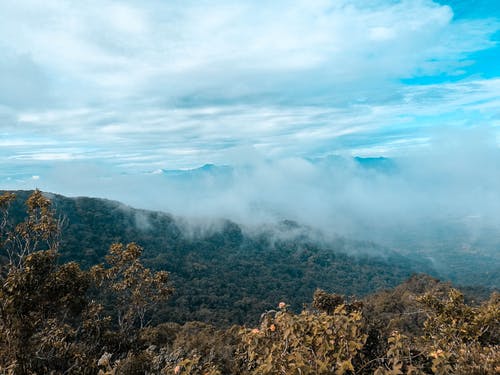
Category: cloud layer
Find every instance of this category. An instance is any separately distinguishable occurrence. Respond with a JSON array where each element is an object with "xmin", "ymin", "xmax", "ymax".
[{"xmin": 1, "ymin": 0, "xmax": 499, "ymax": 174}]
